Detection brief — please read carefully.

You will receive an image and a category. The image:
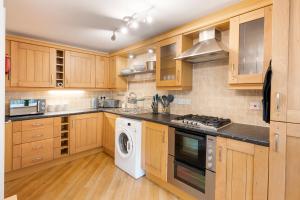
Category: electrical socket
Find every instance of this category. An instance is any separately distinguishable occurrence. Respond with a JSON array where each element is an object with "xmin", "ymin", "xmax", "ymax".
[{"xmin": 249, "ymin": 101, "xmax": 261, "ymax": 110}]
